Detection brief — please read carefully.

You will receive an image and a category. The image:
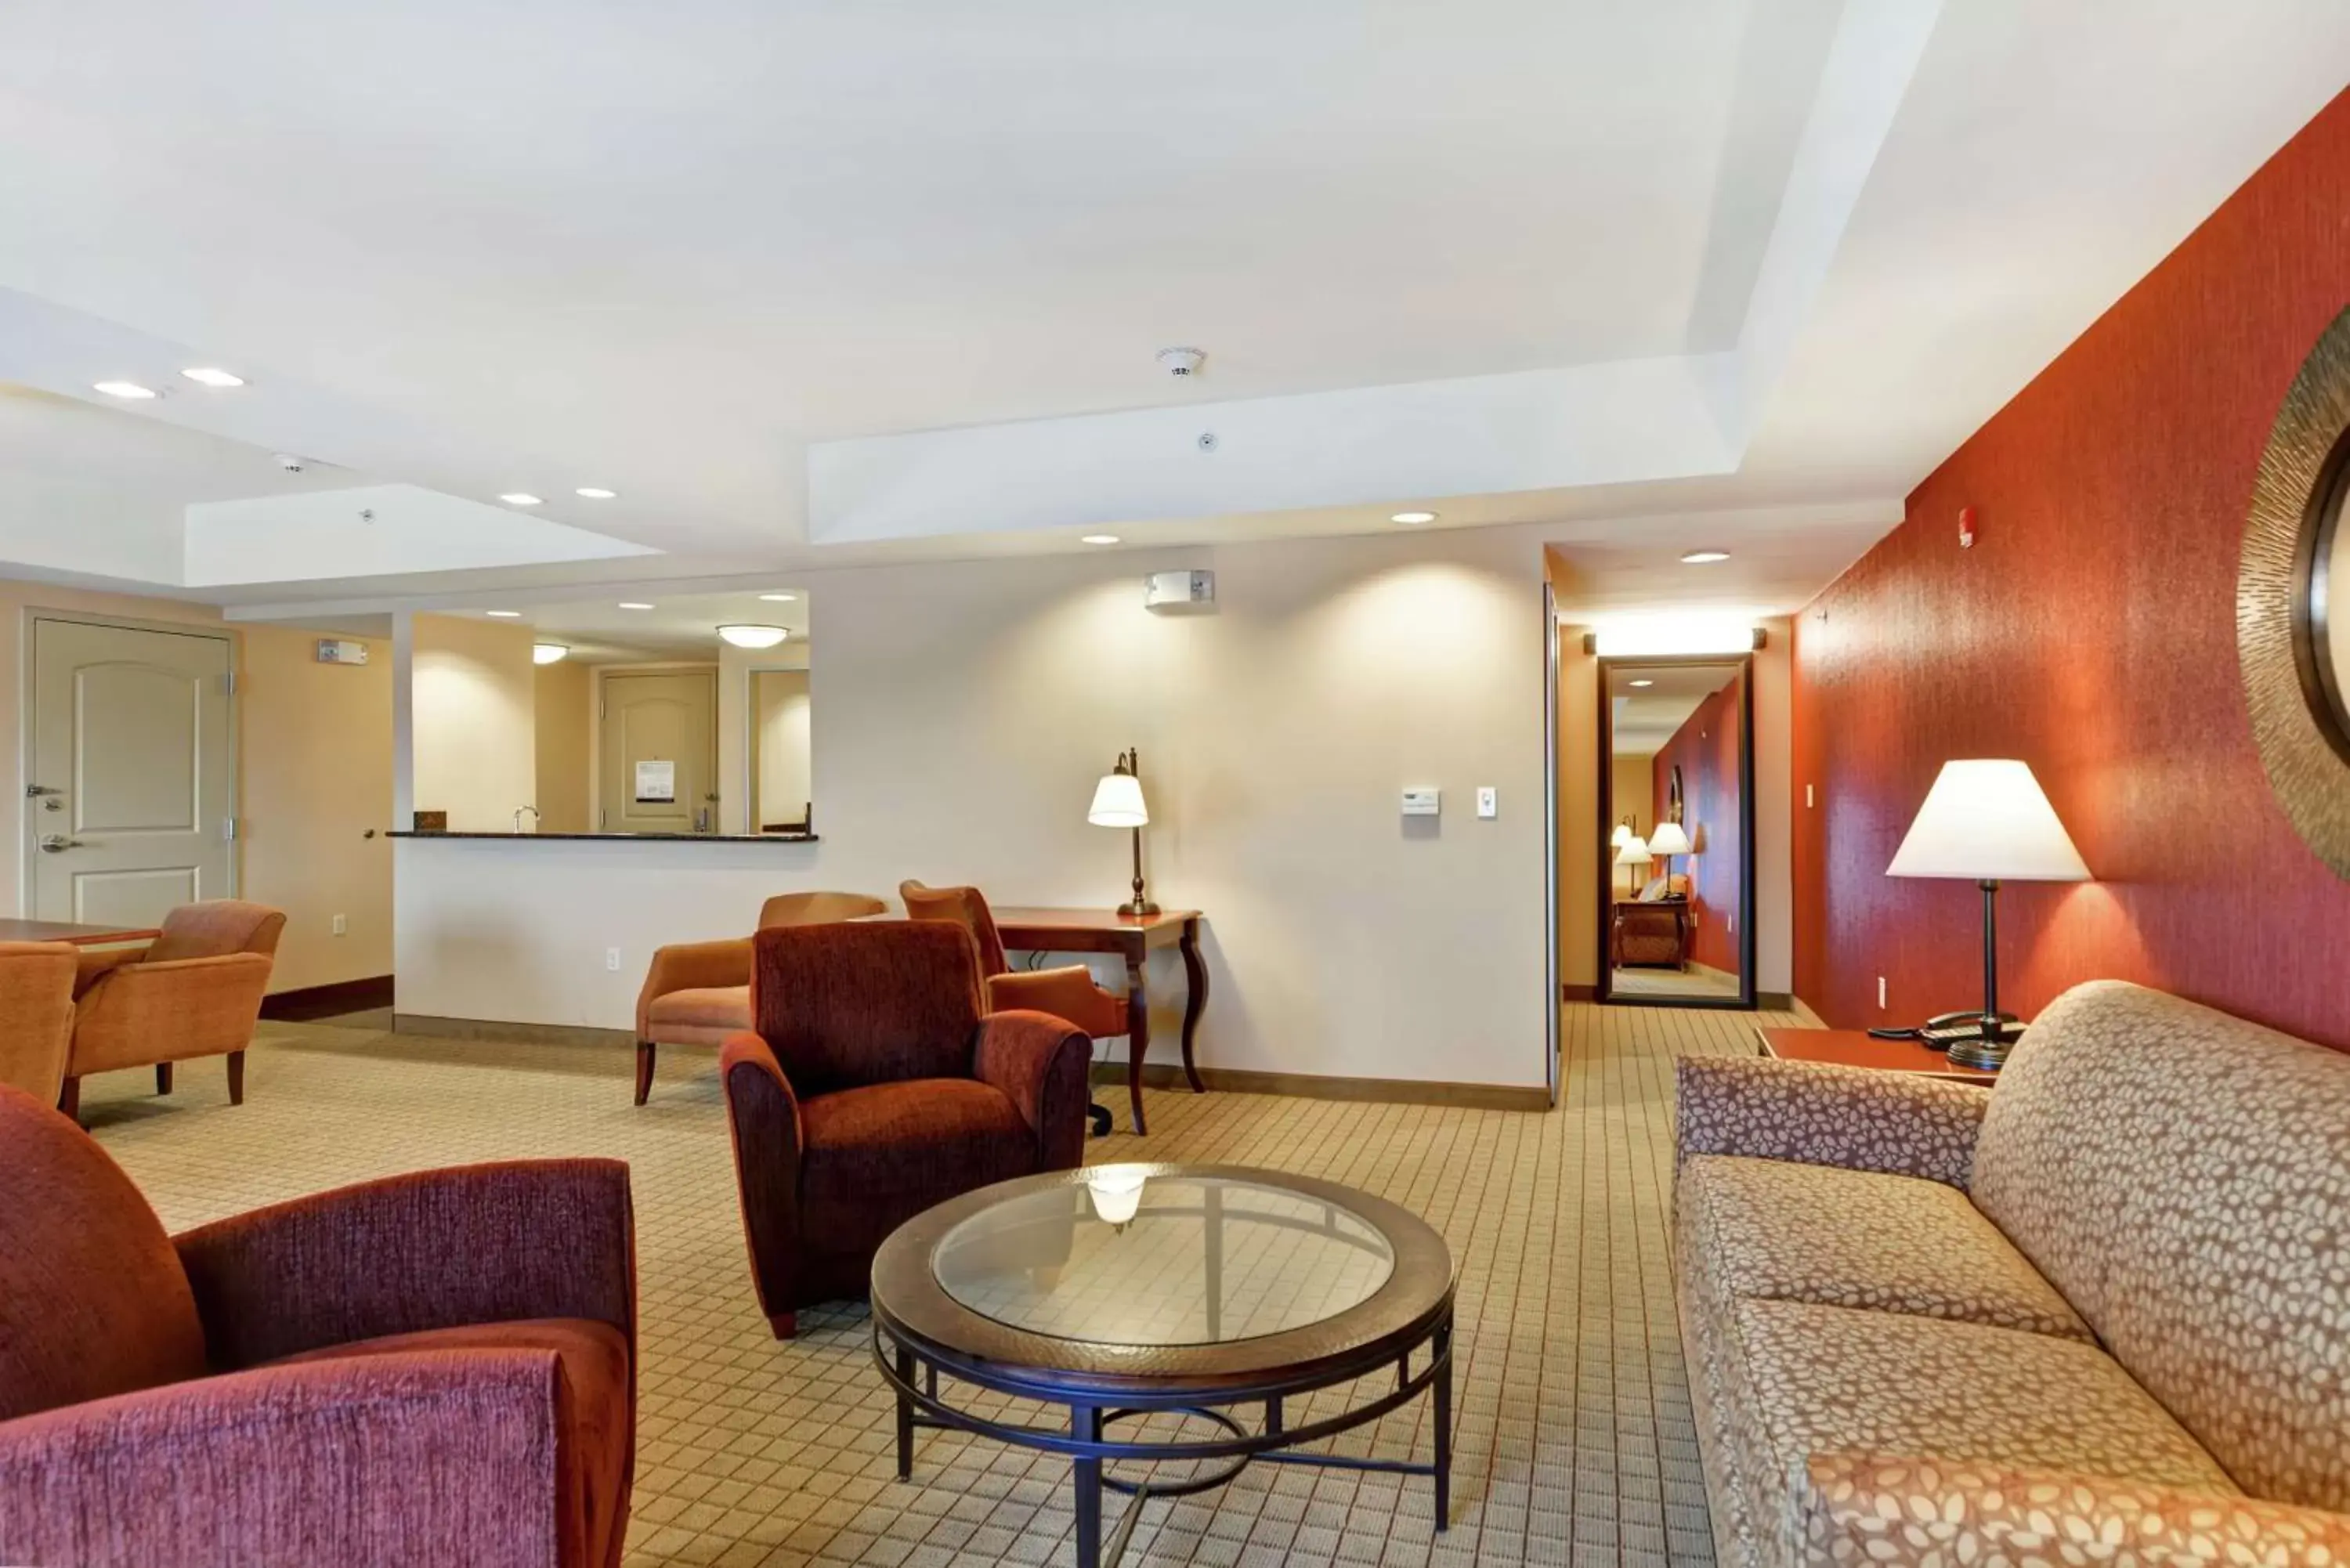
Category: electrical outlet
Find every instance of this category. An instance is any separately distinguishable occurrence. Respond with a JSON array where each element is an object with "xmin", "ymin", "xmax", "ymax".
[
  {"xmin": 605, "ymin": 947, "xmax": 621, "ymax": 973},
  {"xmin": 331, "ymin": 913, "xmax": 347, "ymax": 937},
  {"xmin": 1806, "ymin": 783, "xmax": 1816, "ymax": 808},
  {"xmin": 1878, "ymin": 975, "xmax": 1888, "ymax": 1009}
]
